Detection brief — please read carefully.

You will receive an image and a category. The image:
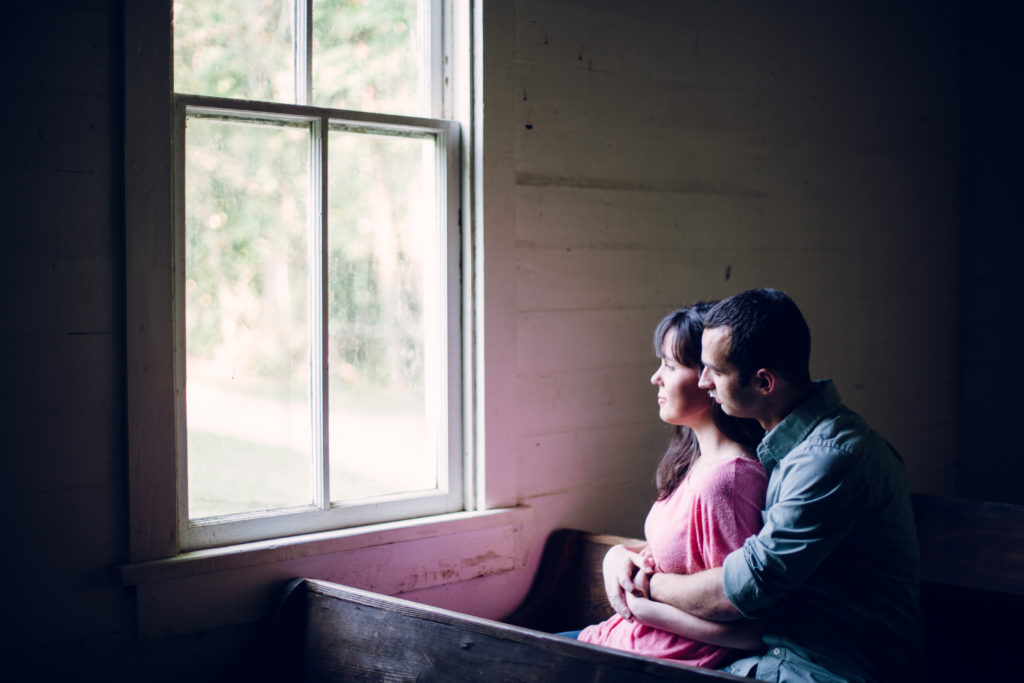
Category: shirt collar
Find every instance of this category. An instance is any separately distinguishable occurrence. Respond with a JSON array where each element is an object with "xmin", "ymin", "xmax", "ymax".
[{"xmin": 757, "ymin": 379, "xmax": 842, "ymax": 466}]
